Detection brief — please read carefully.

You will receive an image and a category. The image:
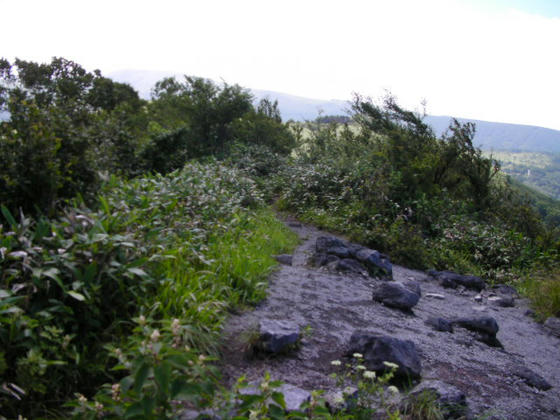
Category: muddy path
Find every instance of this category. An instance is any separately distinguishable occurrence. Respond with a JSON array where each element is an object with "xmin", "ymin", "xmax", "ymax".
[{"xmin": 219, "ymin": 220, "xmax": 560, "ymax": 419}]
